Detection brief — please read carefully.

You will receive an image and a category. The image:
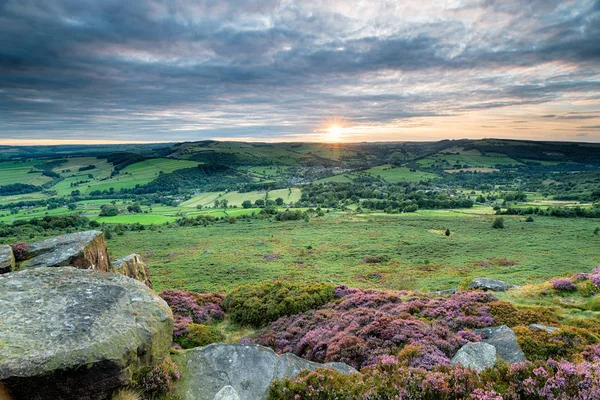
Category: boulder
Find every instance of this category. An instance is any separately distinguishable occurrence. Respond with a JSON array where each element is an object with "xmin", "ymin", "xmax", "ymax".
[
  {"xmin": 113, "ymin": 254, "xmax": 152, "ymax": 288},
  {"xmin": 468, "ymin": 278, "xmax": 516, "ymax": 292},
  {"xmin": 427, "ymin": 288, "xmax": 457, "ymax": 296},
  {"xmin": 22, "ymin": 231, "xmax": 111, "ymax": 271},
  {"xmin": 0, "ymin": 267, "xmax": 173, "ymax": 400},
  {"xmin": 0, "ymin": 244, "xmax": 15, "ymax": 274},
  {"xmin": 451, "ymin": 342, "xmax": 497, "ymax": 372},
  {"xmin": 474, "ymin": 325, "xmax": 525, "ymax": 363},
  {"xmin": 213, "ymin": 386, "xmax": 240, "ymax": 400},
  {"xmin": 529, "ymin": 324, "xmax": 559, "ymax": 333},
  {"xmin": 173, "ymin": 344, "xmax": 357, "ymax": 400}
]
